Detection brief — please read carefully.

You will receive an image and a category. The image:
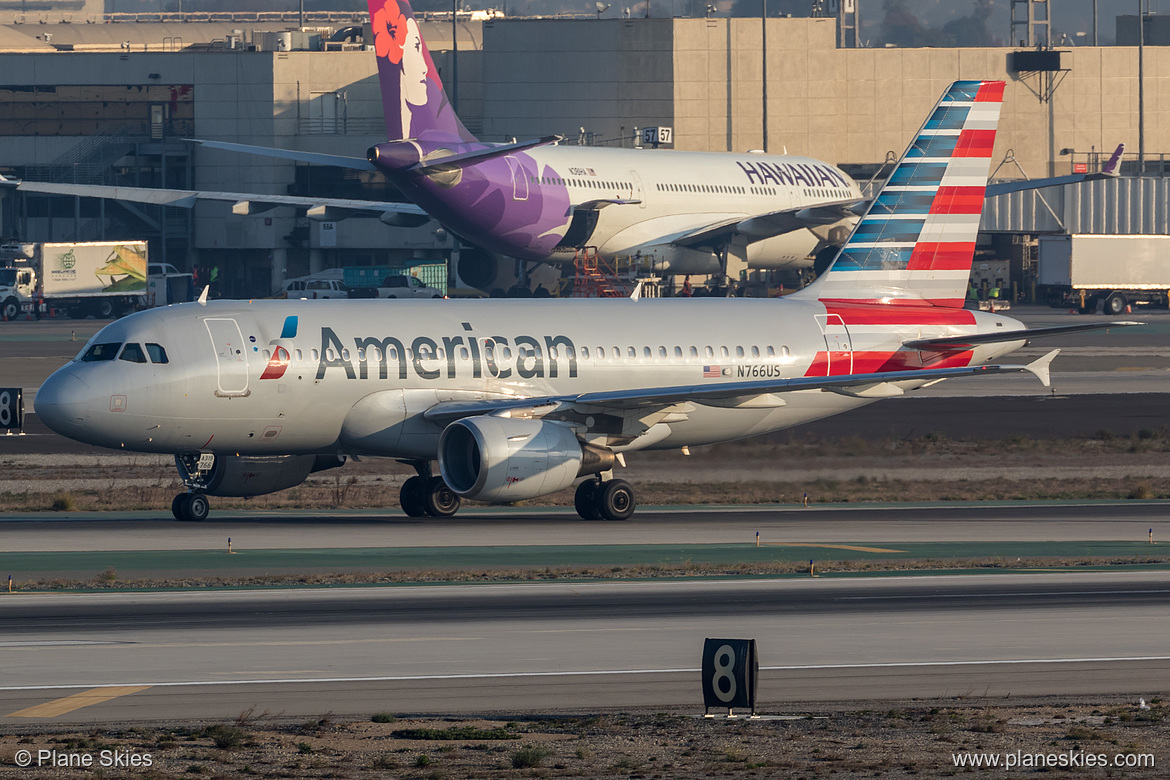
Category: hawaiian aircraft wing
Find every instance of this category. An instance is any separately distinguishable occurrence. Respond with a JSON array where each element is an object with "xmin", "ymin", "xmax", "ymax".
[
  {"xmin": 670, "ymin": 197, "xmax": 864, "ymax": 250},
  {"xmin": 5, "ymin": 179, "xmax": 428, "ymax": 221},
  {"xmin": 423, "ymin": 357, "xmax": 1054, "ymax": 426},
  {"xmin": 184, "ymin": 139, "xmax": 377, "ymax": 170}
]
